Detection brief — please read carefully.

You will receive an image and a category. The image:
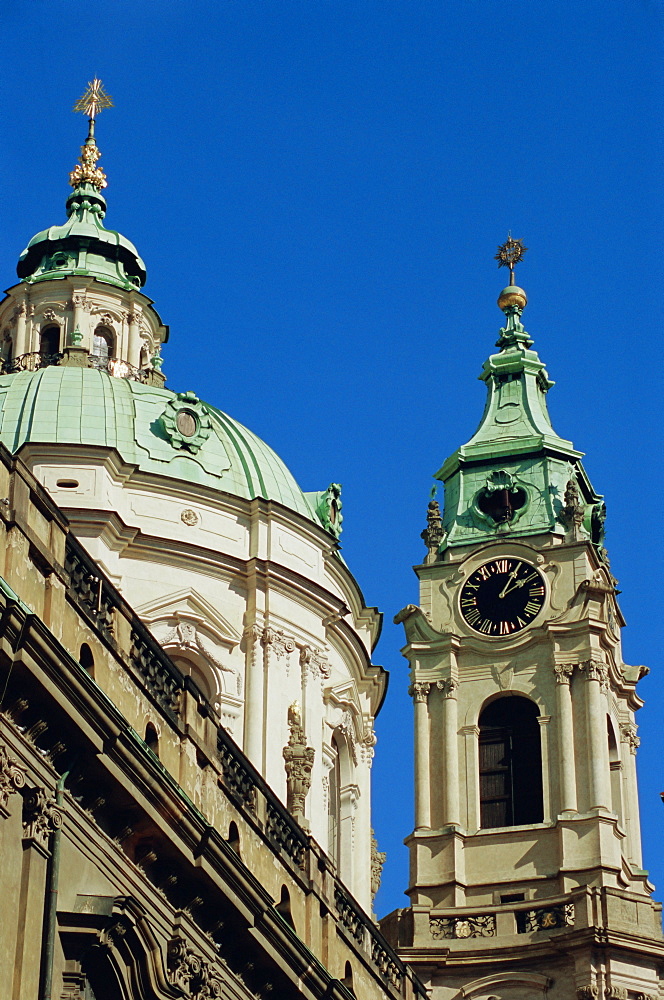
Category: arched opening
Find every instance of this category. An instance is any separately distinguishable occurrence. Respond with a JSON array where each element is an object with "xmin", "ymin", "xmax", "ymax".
[
  {"xmin": 170, "ymin": 655, "xmax": 213, "ymax": 702},
  {"xmin": 608, "ymin": 716, "xmax": 623, "ymax": 821},
  {"xmin": 342, "ymin": 962, "xmax": 355, "ymax": 997},
  {"xmin": 479, "ymin": 696, "xmax": 543, "ymax": 828},
  {"xmin": 2, "ymin": 333, "xmax": 13, "ymax": 365},
  {"xmin": 328, "ymin": 734, "xmax": 341, "ymax": 866},
  {"xmin": 275, "ymin": 884, "xmax": 295, "ymax": 931},
  {"xmin": 93, "ymin": 325, "xmax": 114, "ymax": 367},
  {"xmin": 145, "ymin": 723, "xmax": 159, "ymax": 758},
  {"xmin": 79, "ymin": 643, "xmax": 94, "ymax": 676},
  {"xmin": 227, "ymin": 821, "xmax": 240, "ymax": 855},
  {"xmin": 40, "ymin": 325, "xmax": 60, "ymax": 358}
]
